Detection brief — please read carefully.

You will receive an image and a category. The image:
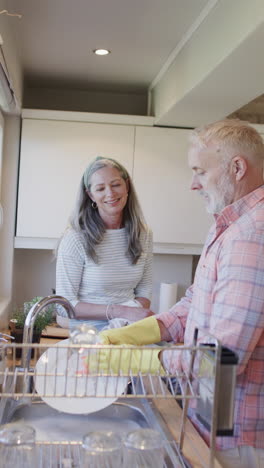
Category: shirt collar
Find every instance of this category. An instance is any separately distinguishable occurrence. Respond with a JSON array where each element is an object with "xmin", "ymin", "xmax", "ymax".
[{"xmin": 214, "ymin": 185, "xmax": 264, "ymax": 228}]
